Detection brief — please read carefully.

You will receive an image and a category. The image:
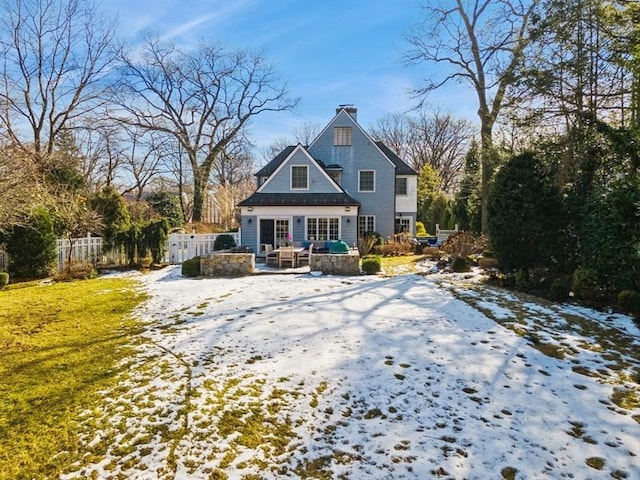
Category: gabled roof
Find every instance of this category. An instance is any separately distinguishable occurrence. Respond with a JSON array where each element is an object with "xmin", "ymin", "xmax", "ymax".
[
  {"xmin": 375, "ymin": 142, "xmax": 418, "ymax": 176},
  {"xmin": 255, "ymin": 145, "xmax": 297, "ymax": 177},
  {"xmin": 256, "ymin": 144, "xmax": 343, "ymax": 194},
  {"xmin": 238, "ymin": 193, "xmax": 359, "ymax": 207}
]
